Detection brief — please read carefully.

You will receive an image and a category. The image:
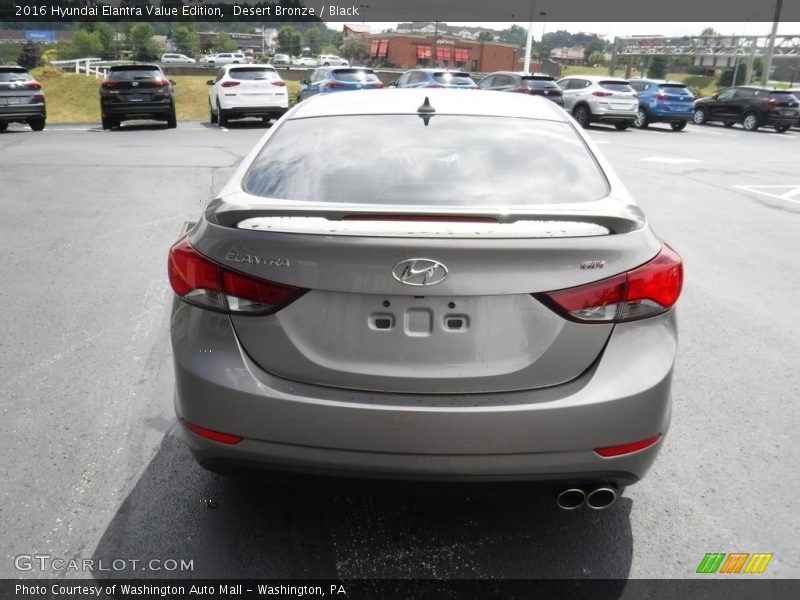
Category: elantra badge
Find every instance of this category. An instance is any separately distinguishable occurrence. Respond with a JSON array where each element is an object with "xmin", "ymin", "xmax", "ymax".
[{"xmin": 392, "ymin": 259, "xmax": 448, "ymax": 286}]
